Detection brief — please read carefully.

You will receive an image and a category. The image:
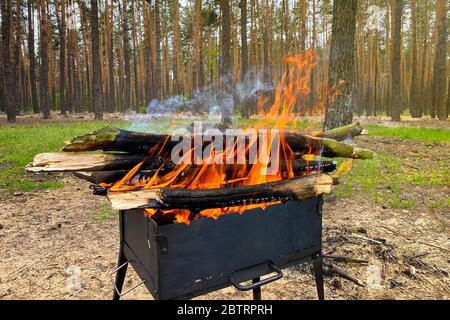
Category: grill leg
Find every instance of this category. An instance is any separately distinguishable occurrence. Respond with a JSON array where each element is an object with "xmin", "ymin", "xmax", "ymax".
[
  {"xmin": 313, "ymin": 254, "xmax": 325, "ymax": 300},
  {"xmin": 112, "ymin": 244, "xmax": 128, "ymax": 300},
  {"xmin": 252, "ymin": 278, "xmax": 262, "ymax": 300}
]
